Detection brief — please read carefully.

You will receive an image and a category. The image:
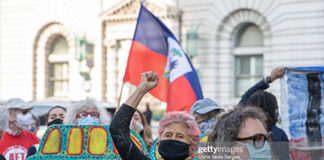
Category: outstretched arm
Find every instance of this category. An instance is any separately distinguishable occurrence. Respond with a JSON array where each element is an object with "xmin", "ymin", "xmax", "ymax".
[
  {"xmin": 239, "ymin": 67, "xmax": 285, "ymax": 105},
  {"xmin": 109, "ymin": 71, "xmax": 158, "ymax": 160}
]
